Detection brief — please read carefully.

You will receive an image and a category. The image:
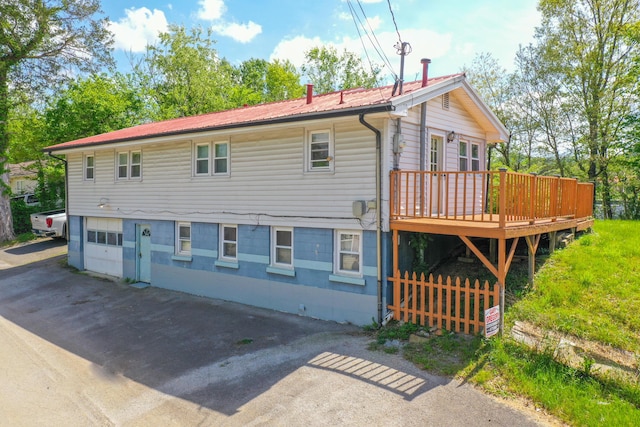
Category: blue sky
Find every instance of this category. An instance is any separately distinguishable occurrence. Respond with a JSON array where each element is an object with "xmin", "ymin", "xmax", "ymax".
[{"xmin": 103, "ymin": 0, "xmax": 541, "ymax": 82}]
